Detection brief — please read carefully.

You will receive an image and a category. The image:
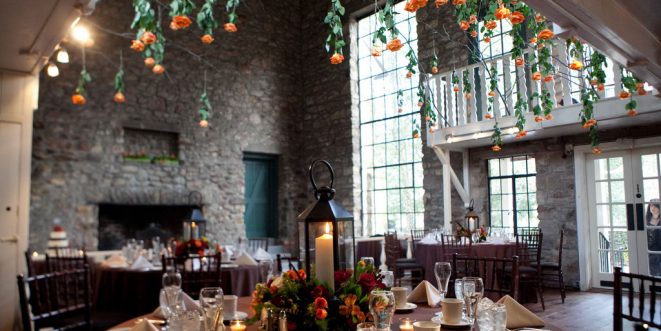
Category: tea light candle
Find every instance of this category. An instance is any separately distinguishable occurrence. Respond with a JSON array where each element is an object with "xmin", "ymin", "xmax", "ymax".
[
  {"xmin": 399, "ymin": 318, "xmax": 414, "ymax": 331},
  {"xmin": 229, "ymin": 320, "xmax": 246, "ymax": 331}
]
